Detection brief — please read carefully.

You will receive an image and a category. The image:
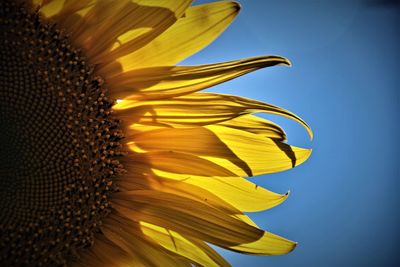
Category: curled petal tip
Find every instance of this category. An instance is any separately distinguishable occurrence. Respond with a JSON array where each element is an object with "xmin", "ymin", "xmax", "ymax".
[
  {"xmin": 308, "ymin": 128, "xmax": 313, "ymax": 140},
  {"xmin": 283, "ymin": 58, "xmax": 292, "ymax": 67},
  {"xmin": 272, "ymin": 56, "xmax": 291, "ymax": 67},
  {"xmin": 232, "ymin": 1, "xmax": 242, "ymax": 12}
]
